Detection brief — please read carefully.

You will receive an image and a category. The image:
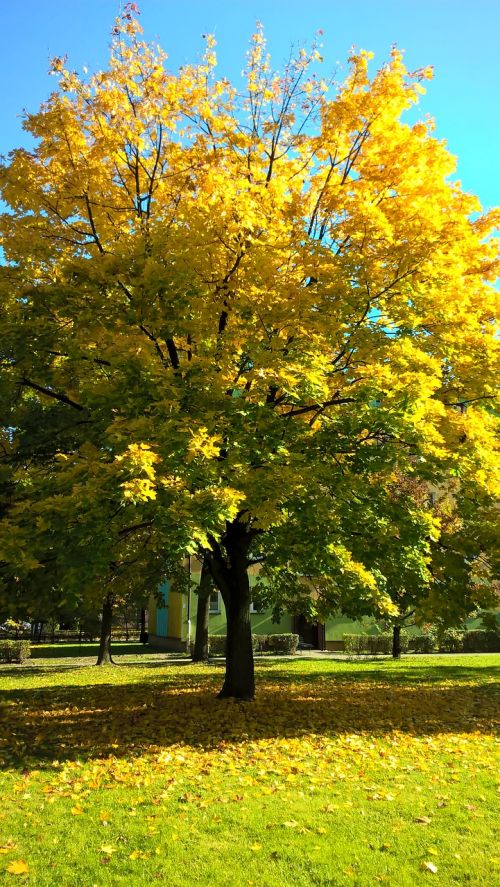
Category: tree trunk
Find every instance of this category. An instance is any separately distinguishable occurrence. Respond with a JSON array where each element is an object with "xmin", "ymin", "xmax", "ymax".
[
  {"xmin": 96, "ymin": 594, "xmax": 114, "ymax": 665},
  {"xmin": 207, "ymin": 521, "xmax": 255, "ymax": 699},
  {"xmin": 140, "ymin": 607, "xmax": 148, "ymax": 644},
  {"xmin": 392, "ymin": 624, "xmax": 401, "ymax": 659},
  {"xmin": 192, "ymin": 556, "xmax": 212, "ymax": 662},
  {"xmin": 220, "ymin": 590, "xmax": 254, "ymax": 699}
]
